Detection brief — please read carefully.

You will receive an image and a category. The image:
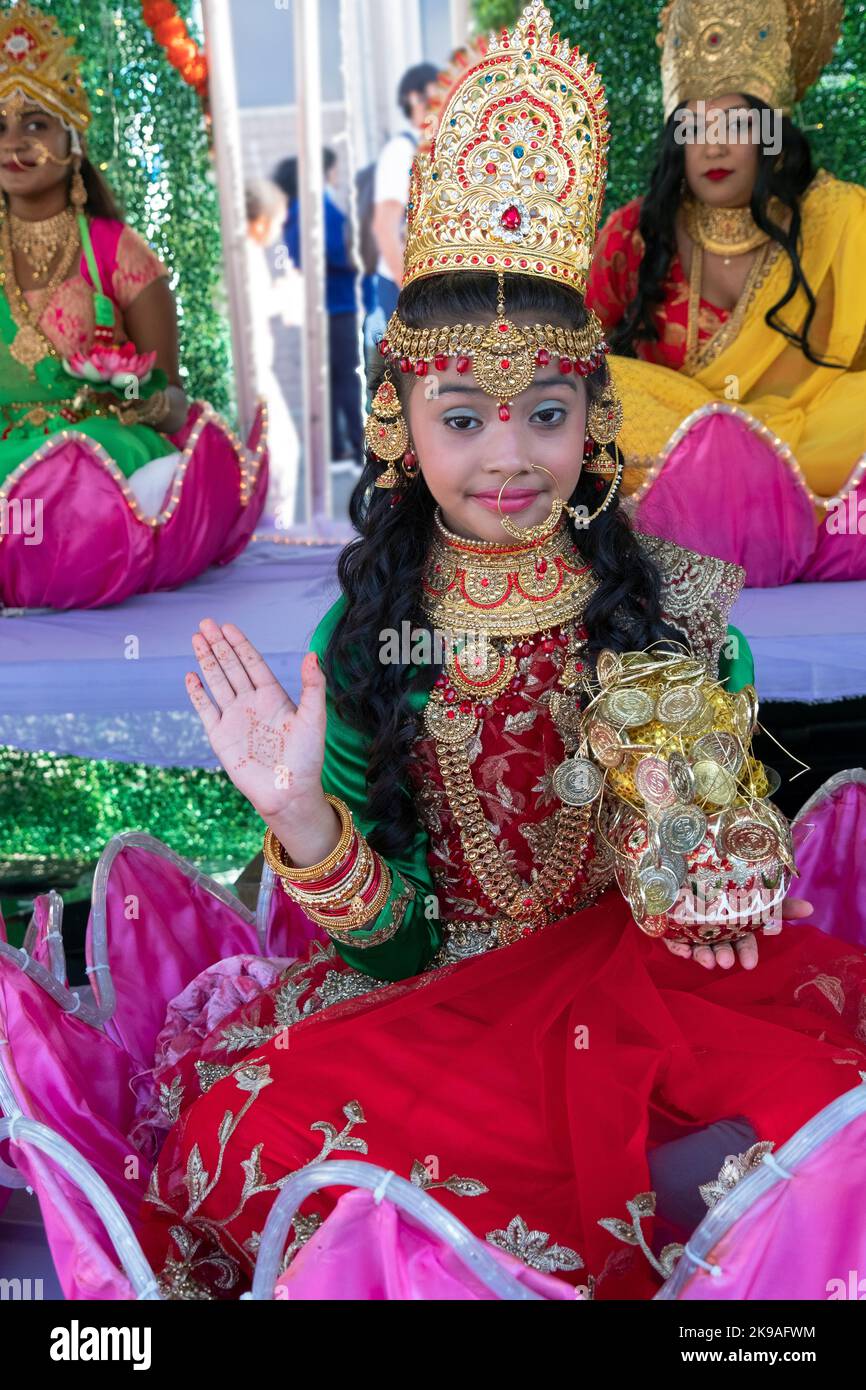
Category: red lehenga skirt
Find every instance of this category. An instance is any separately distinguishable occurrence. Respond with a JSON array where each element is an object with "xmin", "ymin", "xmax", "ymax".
[{"xmin": 136, "ymin": 886, "xmax": 866, "ymax": 1301}]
